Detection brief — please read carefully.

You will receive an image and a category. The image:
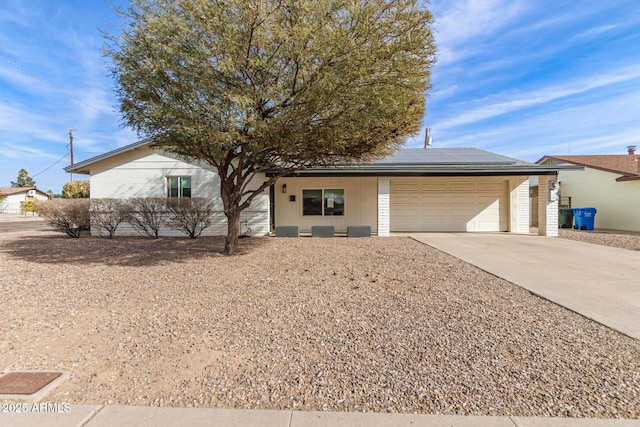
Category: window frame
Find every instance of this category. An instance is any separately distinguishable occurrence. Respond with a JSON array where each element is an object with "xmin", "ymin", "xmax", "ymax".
[
  {"xmin": 301, "ymin": 188, "xmax": 345, "ymax": 217},
  {"xmin": 167, "ymin": 176, "xmax": 192, "ymax": 198}
]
